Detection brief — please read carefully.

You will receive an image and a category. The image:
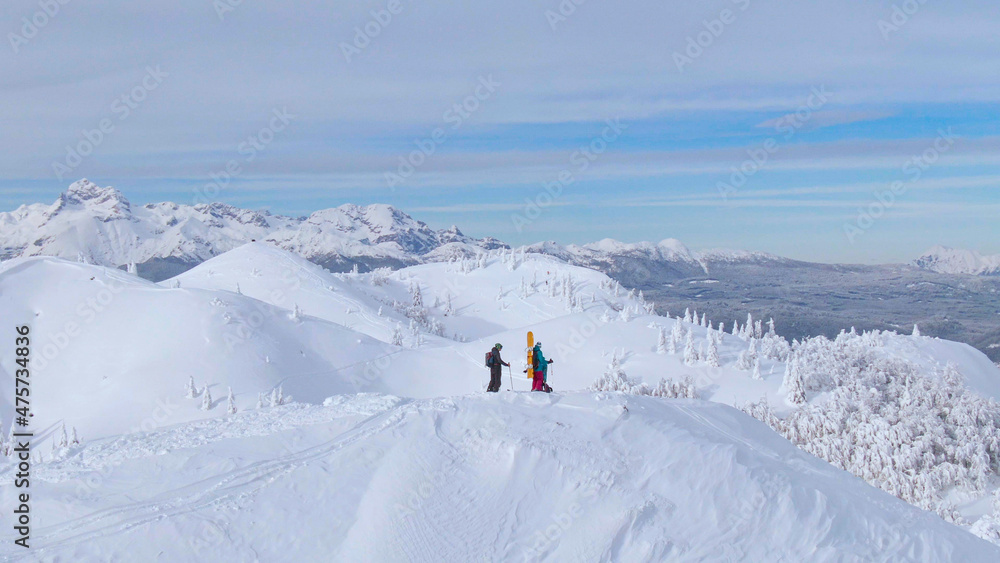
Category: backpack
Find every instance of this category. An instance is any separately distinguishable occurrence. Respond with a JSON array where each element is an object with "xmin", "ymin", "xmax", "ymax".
[{"xmin": 485, "ymin": 350, "xmax": 495, "ymax": 368}]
